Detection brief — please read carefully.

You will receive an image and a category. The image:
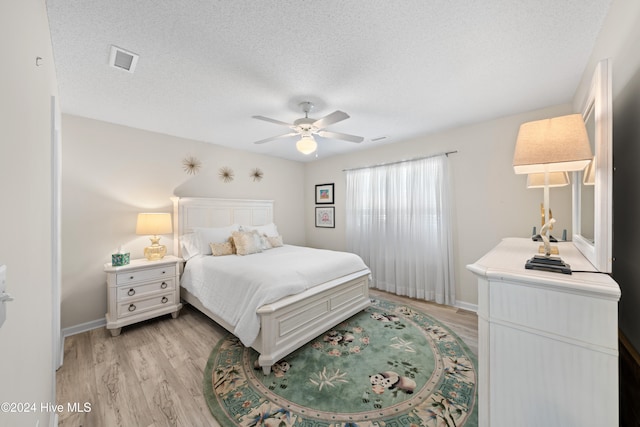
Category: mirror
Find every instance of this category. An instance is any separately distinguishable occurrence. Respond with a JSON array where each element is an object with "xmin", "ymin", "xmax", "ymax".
[
  {"xmin": 572, "ymin": 58, "xmax": 612, "ymax": 272},
  {"xmin": 579, "ymin": 107, "xmax": 596, "ymax": 243}
]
